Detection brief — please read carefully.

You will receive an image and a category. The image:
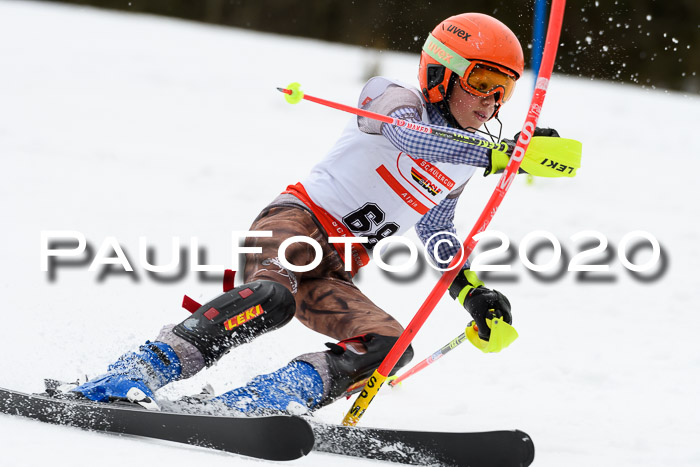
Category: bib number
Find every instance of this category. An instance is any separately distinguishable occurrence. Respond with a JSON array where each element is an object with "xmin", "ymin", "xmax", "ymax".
[{"xmin": 342, "ymin": 203, "xmax": 399, "ymax": 250}]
